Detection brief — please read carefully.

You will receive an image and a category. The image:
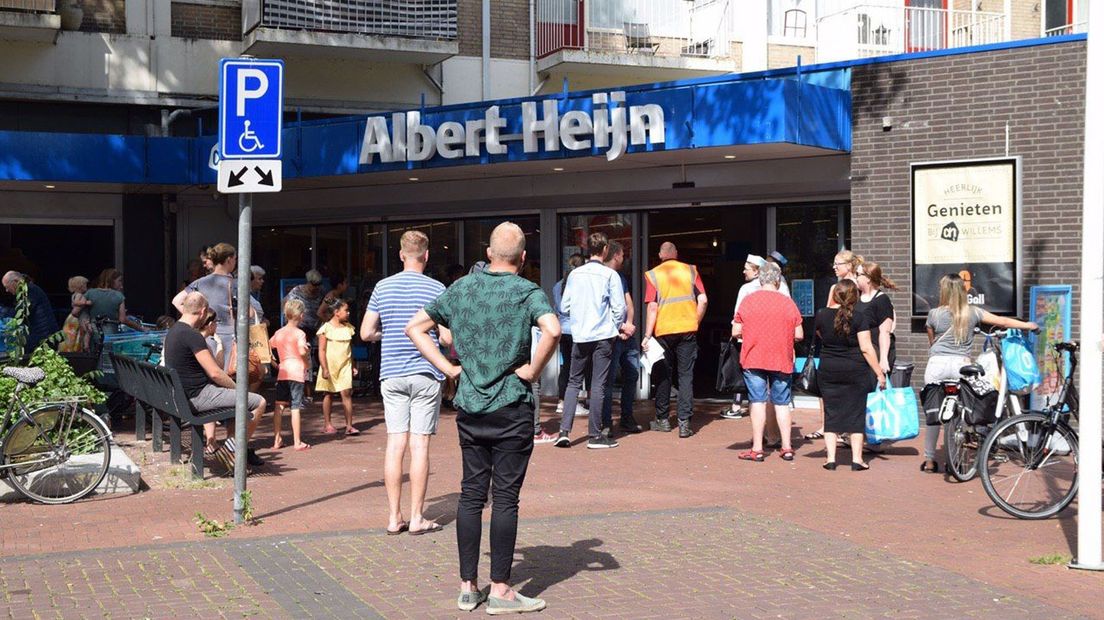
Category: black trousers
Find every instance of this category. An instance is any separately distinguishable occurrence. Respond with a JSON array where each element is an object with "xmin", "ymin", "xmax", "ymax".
[
  {"xmin": 456, "ymin": 404, "xmax": 534, "ymax": 583},
  {"xmin": 560, "ymin": 338, "xmax": 615, "ymax": 438},
  {"xmin": 653, "ymin": 333, "xmax": 698, "ymax": 422}
]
